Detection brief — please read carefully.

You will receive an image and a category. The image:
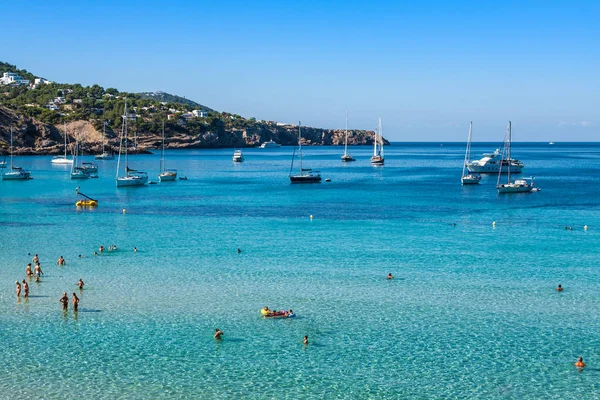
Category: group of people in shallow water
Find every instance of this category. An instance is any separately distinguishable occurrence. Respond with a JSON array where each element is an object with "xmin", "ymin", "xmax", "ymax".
[{"xmin": 261, "ymin": 306, "xmax": 294, "ymax": 318}]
